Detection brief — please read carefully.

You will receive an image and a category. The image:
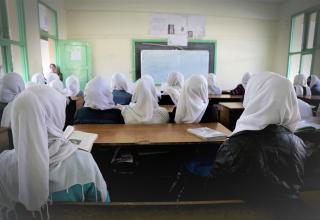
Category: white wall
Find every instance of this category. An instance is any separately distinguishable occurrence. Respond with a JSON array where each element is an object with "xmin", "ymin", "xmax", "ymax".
[
  {"xmin": 23, "ymin": 0, "xmax": 67, "ymax": 76},
  {"xmin": 274, "ymin": 0, "xmax": 320, "ymax": 76},
  {"xmin": 65, "ymin": 0, "xmax": 281, "ymax": 89}
]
